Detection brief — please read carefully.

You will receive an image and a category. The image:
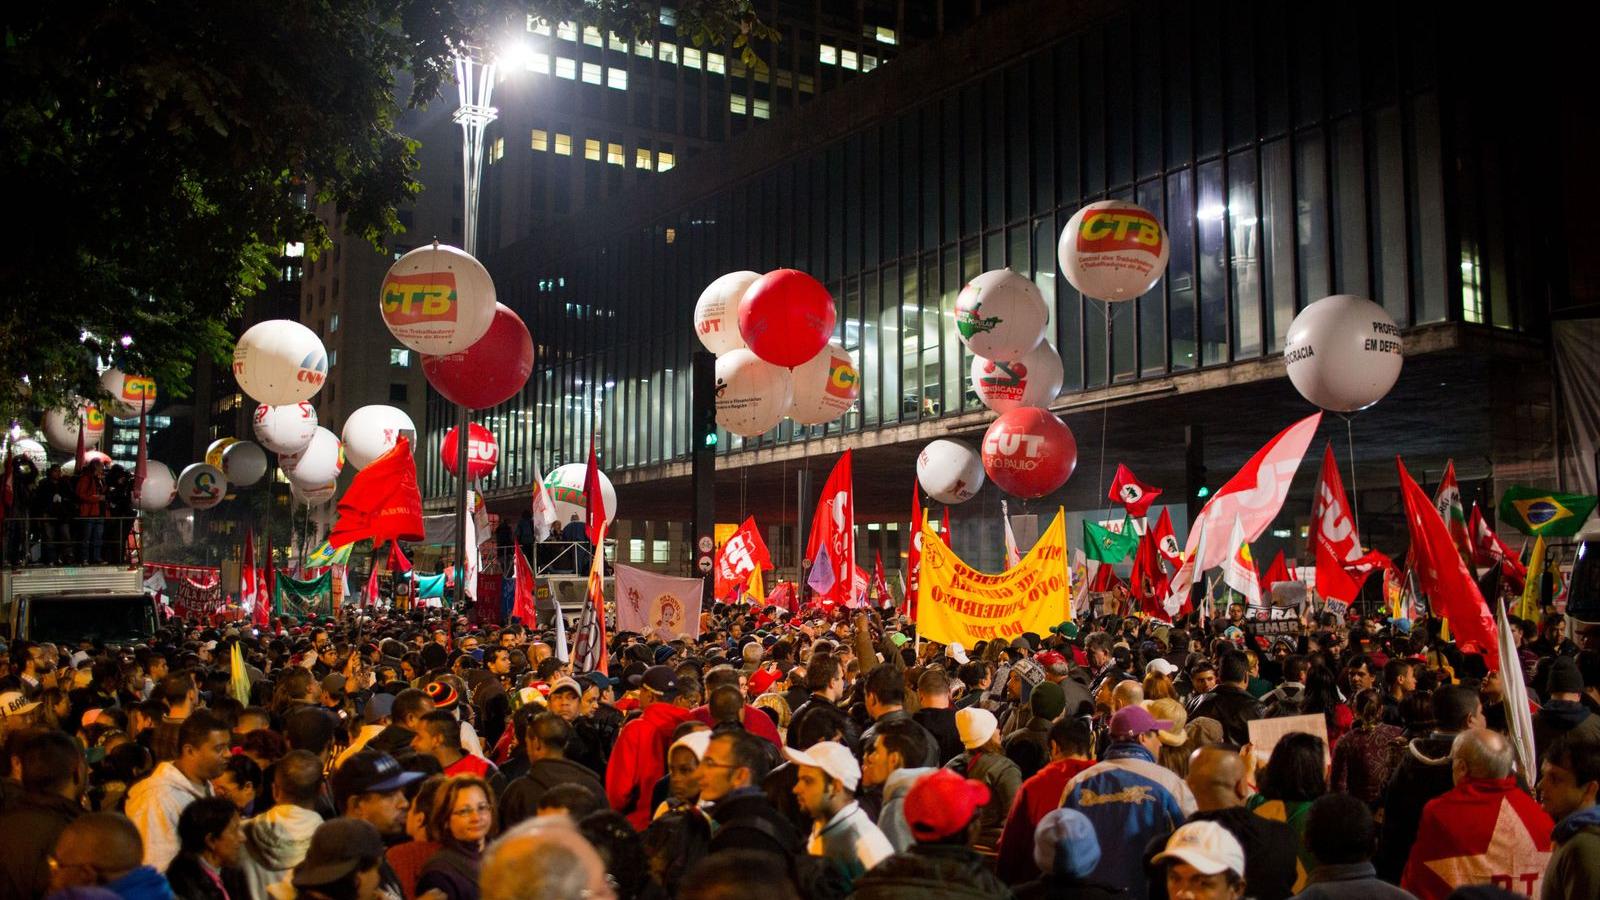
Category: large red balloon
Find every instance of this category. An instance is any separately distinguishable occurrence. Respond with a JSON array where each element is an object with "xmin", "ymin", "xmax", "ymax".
[
  {"xmin": 980, "ymin": 408, "xmax": 1077, "ymax": 499},
  {"xmin": 440, "ymin": 423, "xmax": 499, "ymax": 479},
  {"xmin": 736, "ymin": 269, "xmax": 837, "ymax": 368},
  {"xmin": 422, "ymin": 303, "xmax": 533, "ymax": 409}
]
